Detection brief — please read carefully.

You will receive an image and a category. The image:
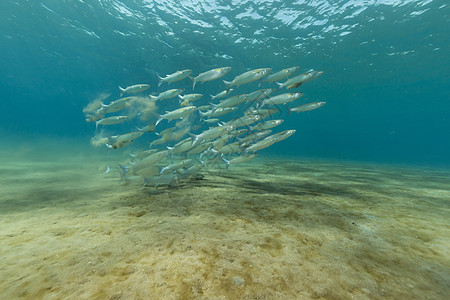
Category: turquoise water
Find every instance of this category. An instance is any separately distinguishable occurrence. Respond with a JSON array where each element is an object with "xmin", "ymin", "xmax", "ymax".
[
  {"xmin": 1, "ymin": 2, "xmax": 449, "ymax": 299},
  {"xmin": 1, "ymin": 0, "xmax": 449, "ymax": 166}
]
